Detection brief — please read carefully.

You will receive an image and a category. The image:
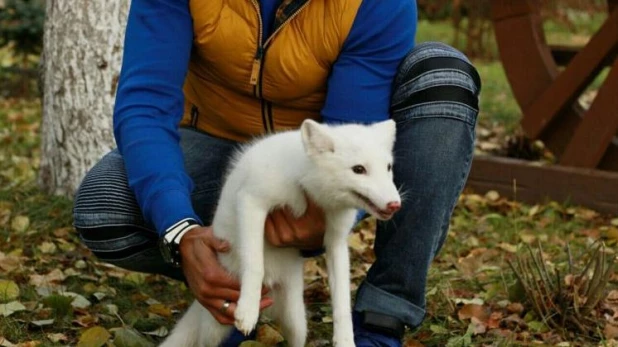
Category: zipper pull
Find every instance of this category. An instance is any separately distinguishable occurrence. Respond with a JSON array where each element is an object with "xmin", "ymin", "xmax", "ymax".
[{"xmin": 250, "ymin": 47, "xmax": 263, "ymax": 85}]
